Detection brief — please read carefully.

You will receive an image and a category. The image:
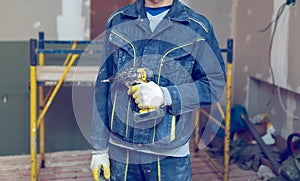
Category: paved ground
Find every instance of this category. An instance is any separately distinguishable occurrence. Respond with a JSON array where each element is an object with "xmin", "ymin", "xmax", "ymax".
[{"xmin": 0, "ymin": 144, "xmax": 260, "ymax": 181}]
